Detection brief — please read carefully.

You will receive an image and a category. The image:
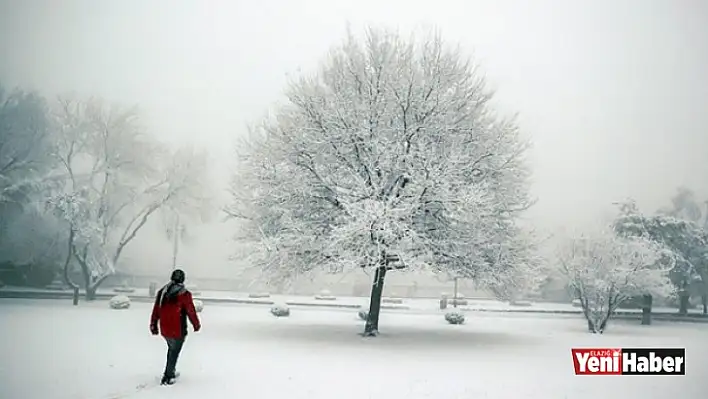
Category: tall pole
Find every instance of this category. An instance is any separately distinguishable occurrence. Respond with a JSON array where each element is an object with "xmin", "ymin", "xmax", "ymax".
[
  {"xmin": 453, "ymin": 277, "xmax": 459, "ymax": 308},
  {"xmin": 171, "ymin": 212, "xmax": 180, "ymax": 270}
]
